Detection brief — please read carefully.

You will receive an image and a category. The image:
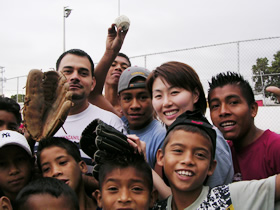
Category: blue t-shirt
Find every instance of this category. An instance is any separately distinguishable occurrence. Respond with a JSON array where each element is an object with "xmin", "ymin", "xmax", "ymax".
[{"xmin": 122, "ymin": 117, "xmax": 166, "ymax": 168}]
